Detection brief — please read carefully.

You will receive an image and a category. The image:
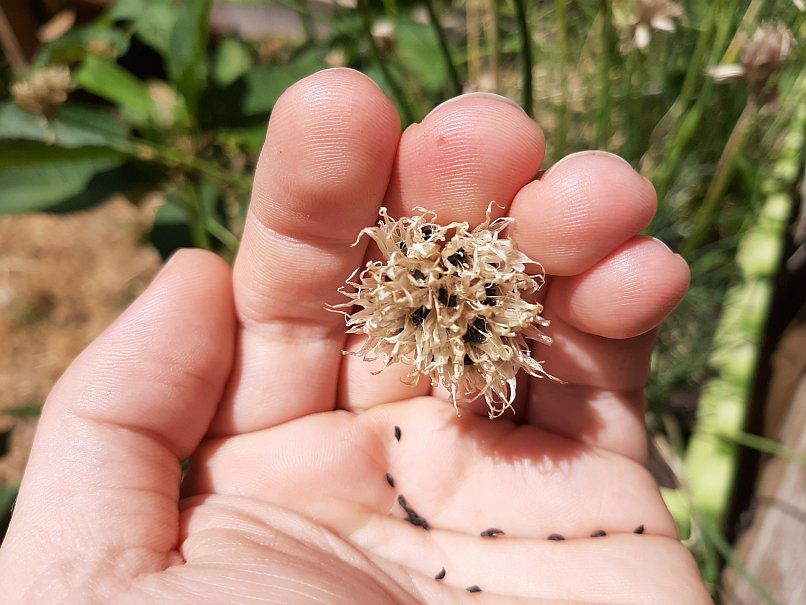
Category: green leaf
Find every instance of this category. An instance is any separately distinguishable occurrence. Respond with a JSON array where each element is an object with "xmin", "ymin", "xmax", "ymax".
[
  {"xmin": 106, "ymin": 0, "xmax": 147, "ymax": 20},
  {"xmin": 167, "ymin": 0, "xmax": 213, "ymax": 113},
  {"xmin": 2, "ymin": 403, "xmax": 42, "ymax": 418},
  {"xmin": 107, "ymin": 0, "xmax": 178, "ymax": 58},
  {"xmin": 213, "ymin": 37, "xmax": 253, "ymax": 87},
  {"xmin": 220, "ymin": 125, "xmax": 267, "ymax": 151},
  {"xmin": 0, "ymin": 102, "xmax": 133, "ymax": 152},
  {"xmin": 149, "ymin": 194, "xmax": 194, "ymax": 258},
  {"xmin": 135, "ymin": 1, "xmax": 179, "ymax": 57},
  {"xmin": 395, "ymin": 20, "xmax": 447, "ymax": 94},
  {"xmin": 35, "ymin": 25, "xmax": 130, "ymax": 66},
  {"xmin": 0, "ymin": 142, "xmax": 125, "ymax": 213},
  {"xmin": 242, "ymin": 48, "xmax": 325, "ymax": 115},
  {"xmin": 75, "ymin": 55, "xmax": 155, "ymax": 126},
  {"xmin": 0, "ymin": 483, "xmax": 18, "ymax": 516}
]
